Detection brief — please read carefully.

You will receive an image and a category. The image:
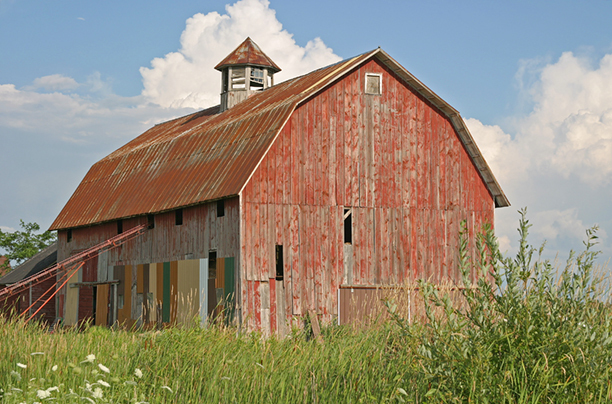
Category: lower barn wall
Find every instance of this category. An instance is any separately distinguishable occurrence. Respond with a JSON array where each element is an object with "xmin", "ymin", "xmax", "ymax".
[
  {"xmin": 61, "ymin": 257, "xmax": 236, "ymax": 328},
  {"xmin": 240, "ymin": 202, "xmax": 493, "ymax": 336},
  {"xmin": 0, "ymin": 278, "xmax": 56, "ymax": 324},
  {"xmin": 56, "ymin": 198, "xmax": 240, "ymax": 327}
]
